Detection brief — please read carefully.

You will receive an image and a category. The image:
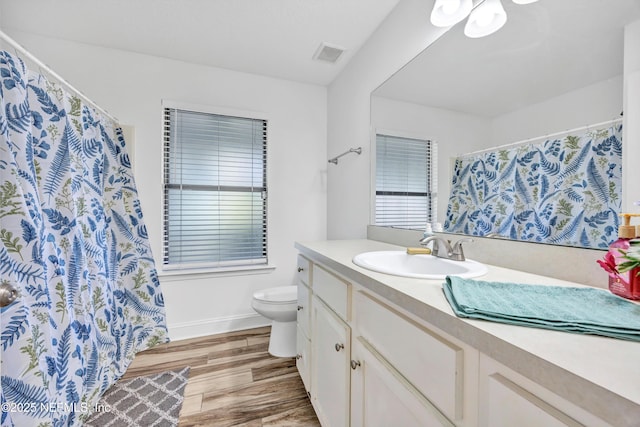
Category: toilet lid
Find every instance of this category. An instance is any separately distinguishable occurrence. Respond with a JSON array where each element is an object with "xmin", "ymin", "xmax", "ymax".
[{"xmin": 253, "ymin": 285, "xmax": 297, "ymax": 303}]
